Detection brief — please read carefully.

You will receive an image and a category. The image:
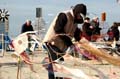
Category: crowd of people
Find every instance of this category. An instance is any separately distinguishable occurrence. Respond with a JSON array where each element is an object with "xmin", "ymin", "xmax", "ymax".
[
  {"xmin": 82, "ymin": 16, "xmax": 120, "ymax": 42},
  {"xmin": 82, "ymin": 16, "xmax": 102, "ymax": 41}
]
